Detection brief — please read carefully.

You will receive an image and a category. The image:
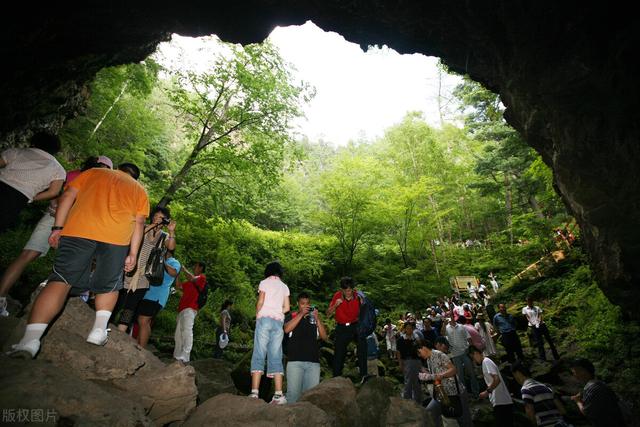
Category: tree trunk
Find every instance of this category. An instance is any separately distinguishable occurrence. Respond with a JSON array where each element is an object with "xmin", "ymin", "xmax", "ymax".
[
  {"xmin": 528, "ymin": 194, "xmax": 545, "ymax": 219},
  {"xmin": 505, "ymin": 174, "xmax": 514, "ymax": 244},
  {"xmin": 88, "ymin": 80, "xmax": 128, "ymax": 141},
  {"xmin": 157, "ymin": 146, "xmax": 200, "ymax": 208},
  {"xmin": 430, "ymin": 238, "xmax": 440, "ymax": 279},
  {"xmin": 428, "ymin": 194, "xmax": 444, "ymax": 242}
]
